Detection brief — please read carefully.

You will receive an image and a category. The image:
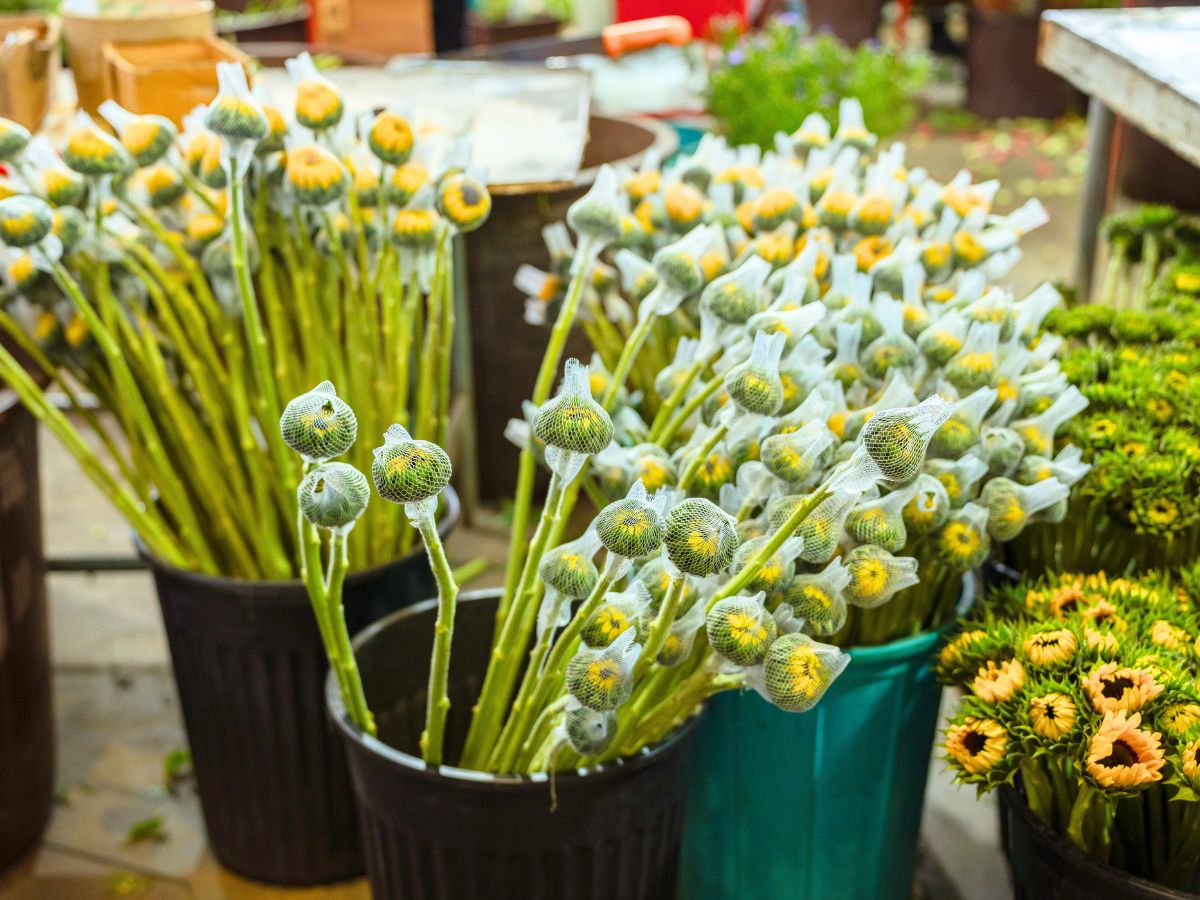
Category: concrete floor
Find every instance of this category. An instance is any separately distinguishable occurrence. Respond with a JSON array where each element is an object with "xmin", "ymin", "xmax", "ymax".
[{"xmin": 0, "ymin": 120, "xmax": 1084, "ymax": 899}]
